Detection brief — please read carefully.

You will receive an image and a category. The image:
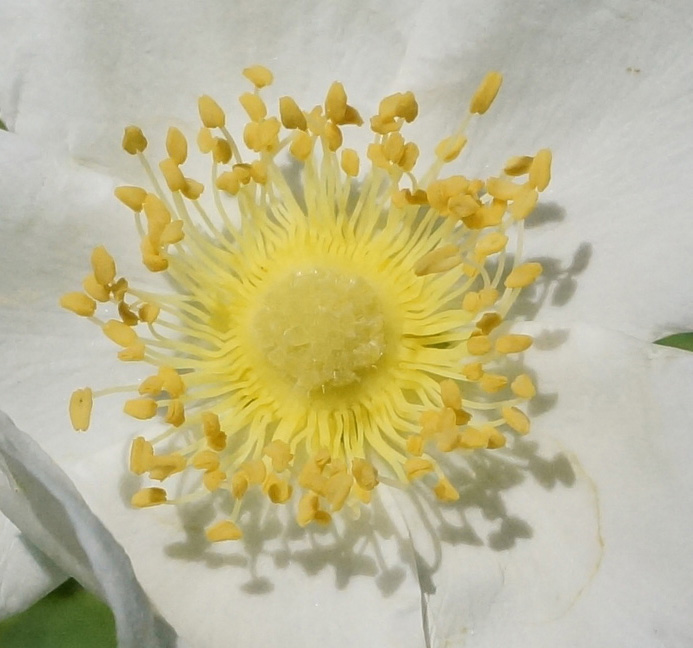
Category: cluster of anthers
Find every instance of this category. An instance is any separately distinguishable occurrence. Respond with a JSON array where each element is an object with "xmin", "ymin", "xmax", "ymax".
[{"xmin": 61, "ymin": 66, "xmax": 551, "ymax": 543}]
